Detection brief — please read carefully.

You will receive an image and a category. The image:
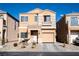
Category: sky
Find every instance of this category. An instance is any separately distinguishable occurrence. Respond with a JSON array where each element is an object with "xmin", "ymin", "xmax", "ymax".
[{"xmin": 0, "ymin": 3, "xmax": 79, "ymax": 21}]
